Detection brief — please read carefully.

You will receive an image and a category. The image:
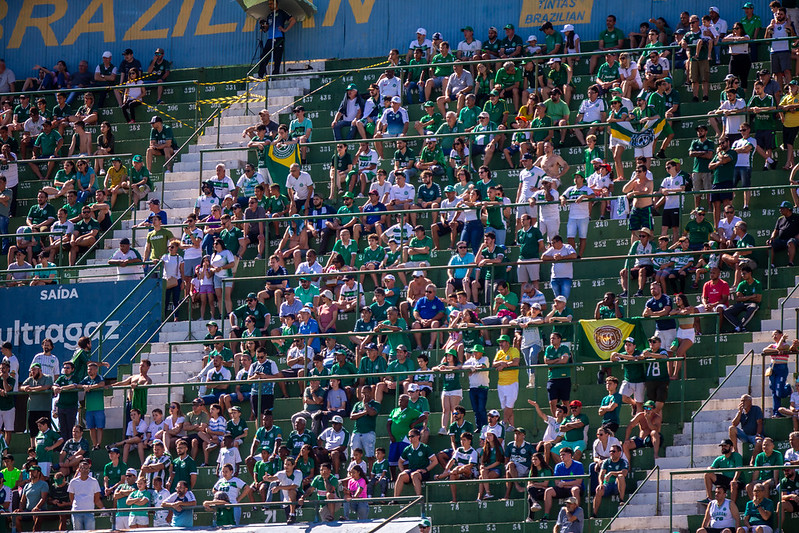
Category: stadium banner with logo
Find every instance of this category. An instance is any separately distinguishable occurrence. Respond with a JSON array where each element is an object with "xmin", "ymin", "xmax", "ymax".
[
  {"xmin": 266, "ymin": 143, "xmax": 301, "ymax": 191},
  {"xmin": 0, "ymin": 280, "xmax": 162, "ymax": 376},
  {"xmin": 609, "ymin": 117, "xmax": 666, "ymax": 149},
  {"xmin": 578, "ymin": 318, "xmax": 647, "ymax": 361}
]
